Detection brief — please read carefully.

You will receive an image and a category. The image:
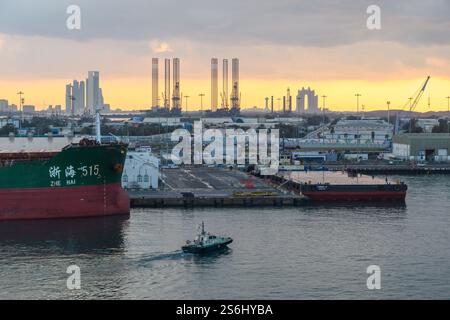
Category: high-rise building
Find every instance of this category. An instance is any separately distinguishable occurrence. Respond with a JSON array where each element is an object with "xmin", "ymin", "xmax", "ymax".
[
  {"xmin": 86, "ymin": 71, "xmax": 100, "ymax": 114},
  {"xmin": 0, "ymin": 99, "xmax": 9, "ymax": 112},
  {"xmin": 99, "ymin": 88, "xmax": 104, "ymax": 109},
  {"xmin": 65, "ymin": 84, "xmax": 72, "ymax": 114},
  {"xmin": 152, "ymin": 58, "xmax": 159, "ymax": 107},
  {"xmin": 222, "ymin": 59, "xmax": 229, "ymax": 108},
  {"xmin": 78, "ymin": 80, "xmax": 85, "ymax": 114},
  {"xmin": 231, "ymin": 58, "xmax": 240, "ymax": 109},
  {"xmin": 22, "ymin": 105, "xmax": 35, "ymax": 114},
  {"xmin": 71, "ymin": 80, "xmax": 86, "ymax": 115},
  {"xmin": 54, "ymin": 105, "xmax": 62, "ymax": 114},
  {"xmin": 211, "ymin": 58, "xmax": 218, "ymax": 112},
  {"xmin": 296, "ymin": 87, "xmax": 319, "ymax": 113},
  {"xmin": 164, "ymin": 59, "xmax": 171, "ymax": 110},
  {"xmin": 172, "ymin": 58, "xmax": 181, "ymax": 110}
]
